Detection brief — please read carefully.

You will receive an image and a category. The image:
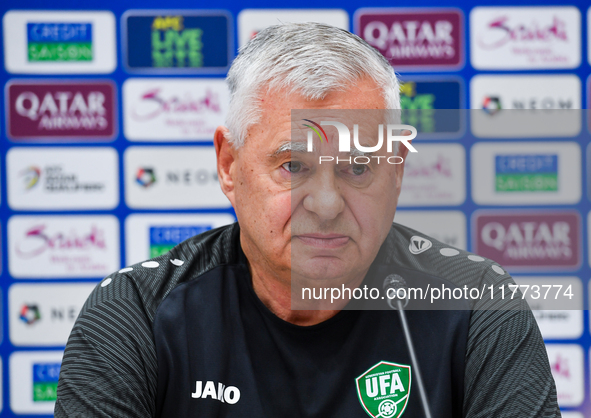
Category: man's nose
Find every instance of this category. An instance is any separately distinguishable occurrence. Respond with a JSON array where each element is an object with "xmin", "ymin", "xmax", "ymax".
[{"xmin": 302, "ymin": 171, "xmax": 345, "ymax": 220}]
